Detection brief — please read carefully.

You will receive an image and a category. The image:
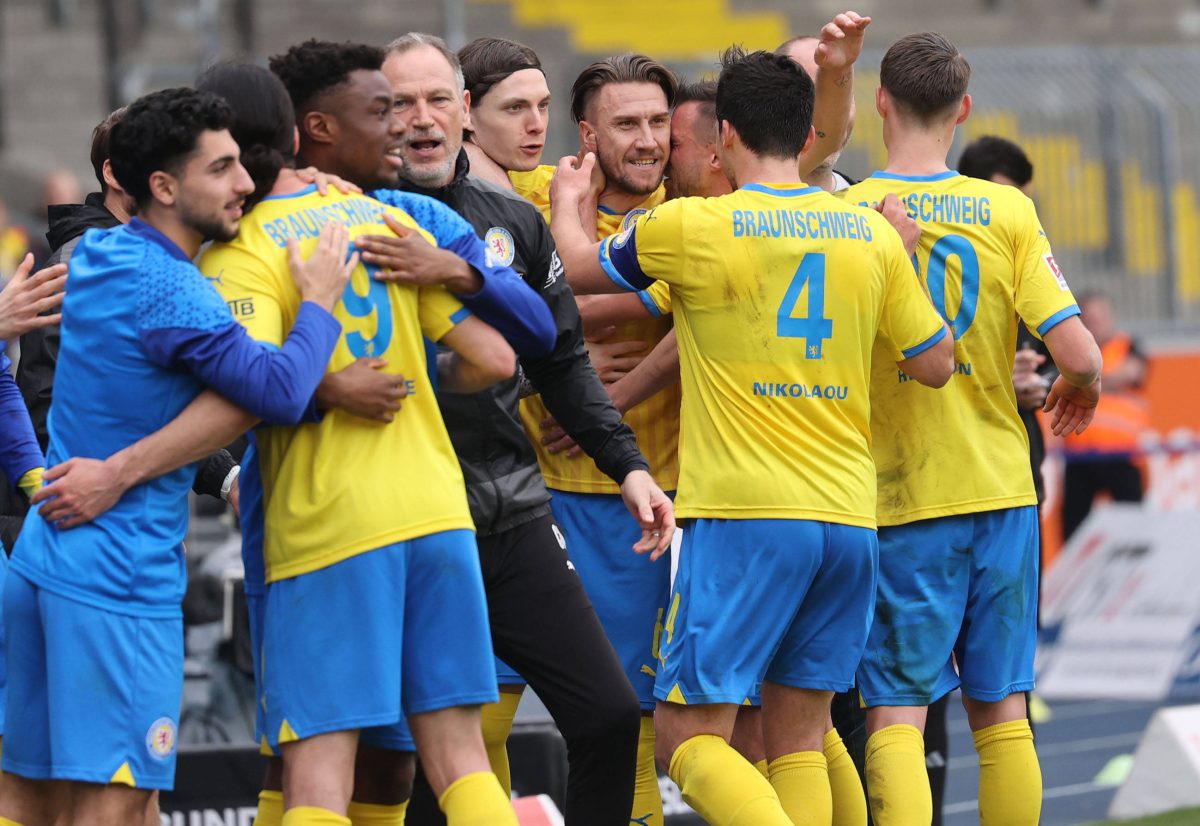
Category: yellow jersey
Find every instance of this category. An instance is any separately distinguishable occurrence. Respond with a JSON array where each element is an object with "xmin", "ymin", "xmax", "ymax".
[
  {"xmin": 599, "ymin": 182, "xmax": 947, "ymax": 527},
  {"xmin": 842, "ymin": 171, "xmax": 1080, "ymax": 525},
  {"xmin": 511, "ymin": 165, "xmax": 680, "ymax": 493},
  {"xmin": 198, "ymin": 185, "xmax": 474, "ymax": 581}
]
